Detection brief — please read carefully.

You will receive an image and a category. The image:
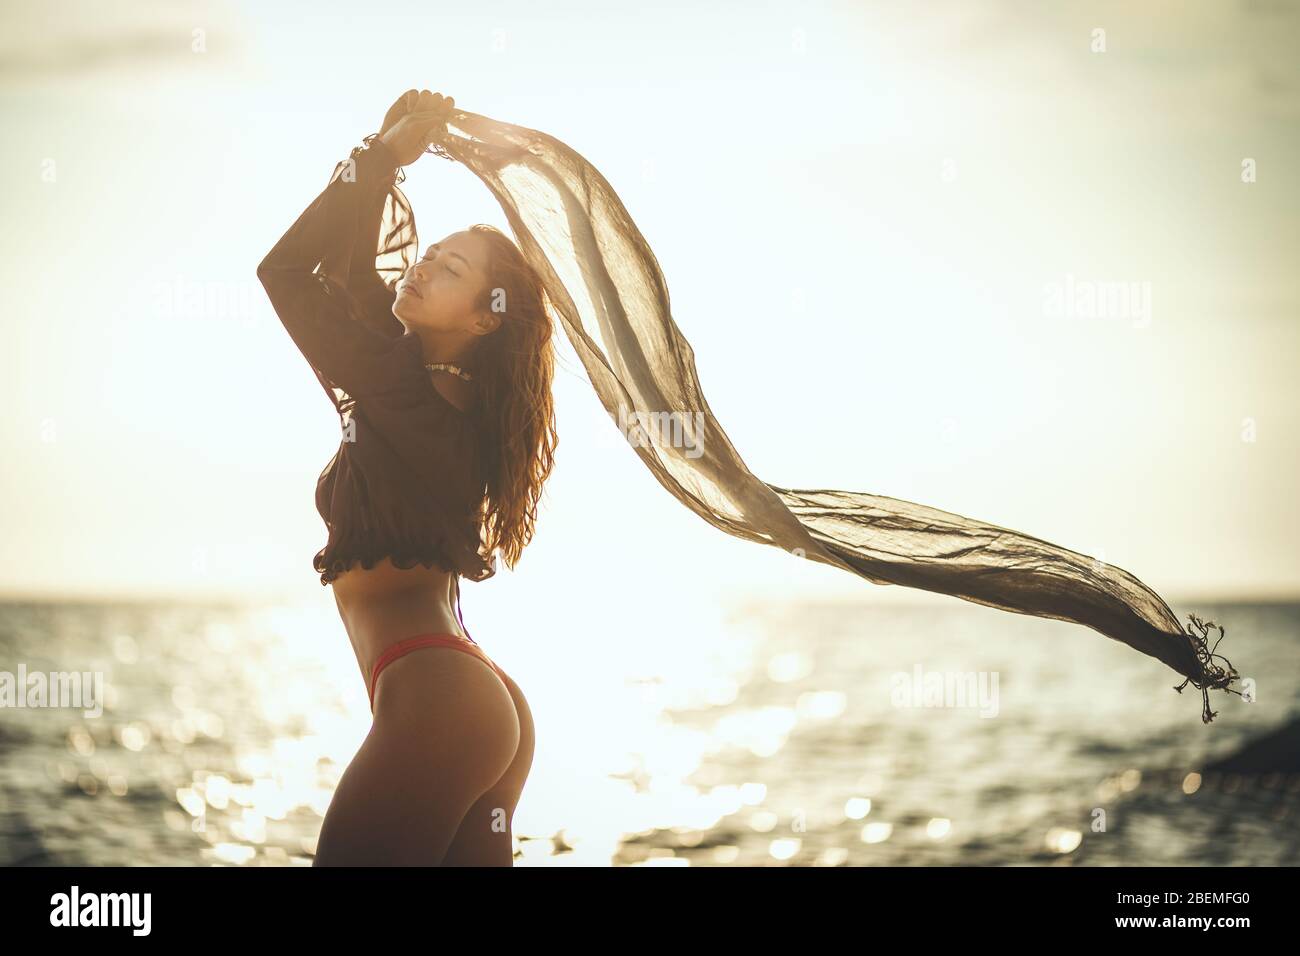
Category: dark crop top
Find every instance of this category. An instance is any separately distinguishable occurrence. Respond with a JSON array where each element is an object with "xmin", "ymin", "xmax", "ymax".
[{"xmin": 256, "ymin": 134, "xmax": 495, "ymax": 586}]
